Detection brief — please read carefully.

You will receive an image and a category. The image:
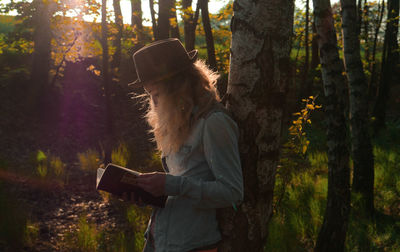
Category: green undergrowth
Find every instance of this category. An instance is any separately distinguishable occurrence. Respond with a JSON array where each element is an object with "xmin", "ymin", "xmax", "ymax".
[
  {"xmin": 63, "ymin": 203, "xmax": 151, "ymax": 252},
  {"xmin": 267, "ymin": 120, "xmax": 400, "ymax": 251}
]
